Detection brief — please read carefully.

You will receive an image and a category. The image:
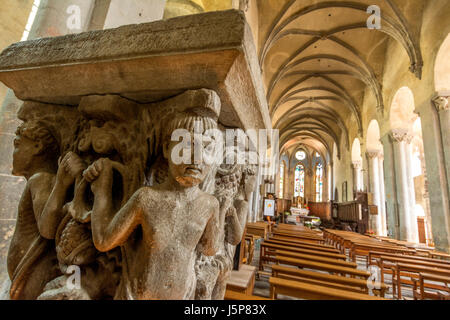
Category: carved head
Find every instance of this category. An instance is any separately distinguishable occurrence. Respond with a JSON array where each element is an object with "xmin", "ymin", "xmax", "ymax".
[
  {"xmin": 163, "ymin": 112, "xmax": 218, "ymax": 187},
  {"xmin": 12, "ymin": 121, "xmax": 58, "ymax": 177}
]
